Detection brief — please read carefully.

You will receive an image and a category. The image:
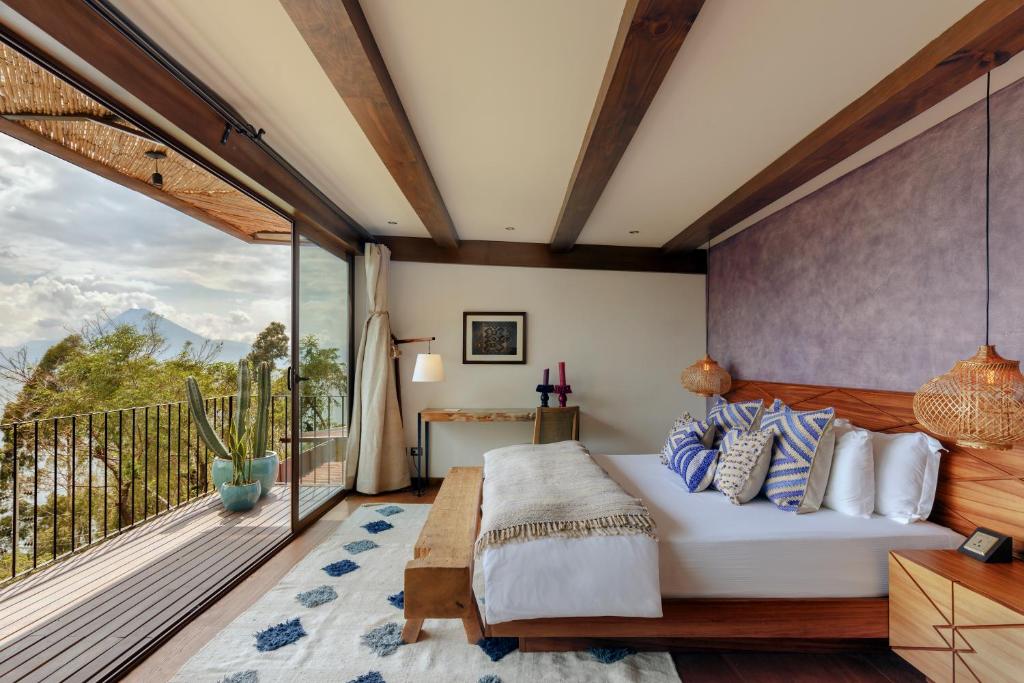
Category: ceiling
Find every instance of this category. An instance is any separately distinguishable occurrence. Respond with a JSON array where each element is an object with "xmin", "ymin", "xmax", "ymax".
[{"xmin": 98, "ymin": 0, "xmax": 985, "ymax": 247}]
